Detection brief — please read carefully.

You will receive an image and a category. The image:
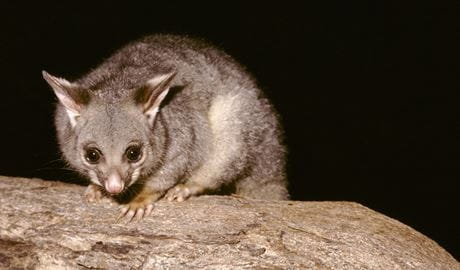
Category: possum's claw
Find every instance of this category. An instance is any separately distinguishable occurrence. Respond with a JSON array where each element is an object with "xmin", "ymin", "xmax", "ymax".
[
  {"xmin": 165, "ymin": 185, "xmax": 191, "ymax": 202},
  {"xmin": 116, "ymin": 188, "xmax": 162, "ymax": 222},
  {"xmin": 118, "ymin": 203, "xmax": 152, "ymax": 223},
  {"xmin": 165, "ymin": 183, "xmax": 204, "ymax": 202},
  {"xmin": 144, "ymin": 204, "xmax": 154, "ymax": 216}
]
